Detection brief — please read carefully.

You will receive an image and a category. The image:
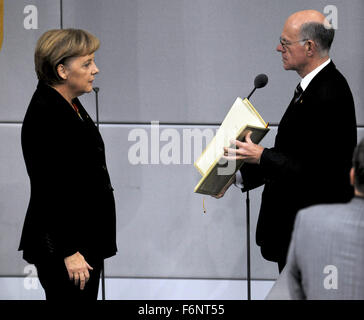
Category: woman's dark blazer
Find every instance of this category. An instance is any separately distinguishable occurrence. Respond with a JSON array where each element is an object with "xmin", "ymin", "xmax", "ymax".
[{"xmin": 19, "ymin": 81, "xmax": 117, "ymax": 264}]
